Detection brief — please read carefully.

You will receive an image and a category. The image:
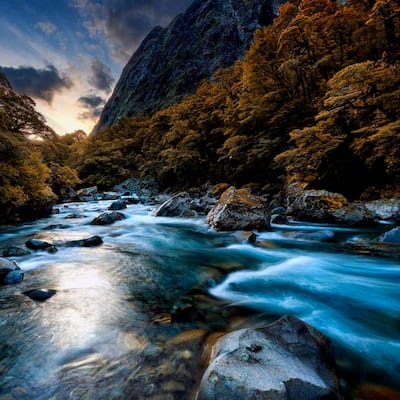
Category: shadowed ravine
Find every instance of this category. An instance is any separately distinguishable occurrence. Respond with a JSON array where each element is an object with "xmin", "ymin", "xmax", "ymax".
[{"xmin": 0, "ymin": 200, "xmax": 399, "ymax": 399}]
